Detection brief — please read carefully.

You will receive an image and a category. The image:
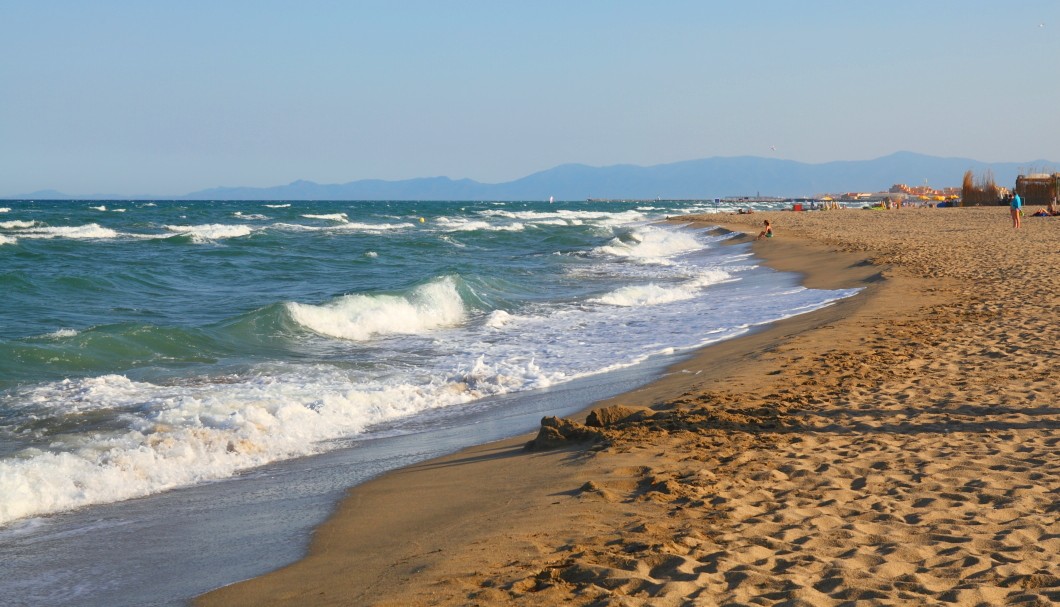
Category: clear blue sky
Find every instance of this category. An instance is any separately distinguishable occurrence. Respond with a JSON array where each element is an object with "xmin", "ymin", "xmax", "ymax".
[{"xmin": 3, "ymin": 0, "xmax": 1058, "ymax": 196}]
